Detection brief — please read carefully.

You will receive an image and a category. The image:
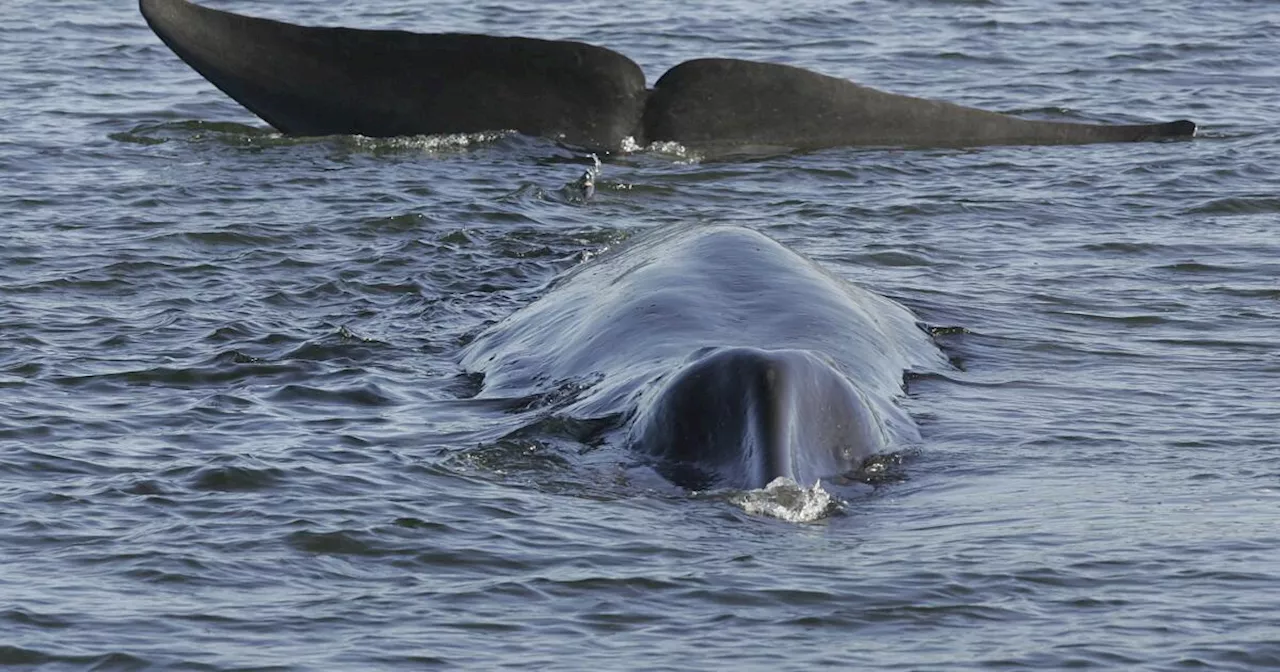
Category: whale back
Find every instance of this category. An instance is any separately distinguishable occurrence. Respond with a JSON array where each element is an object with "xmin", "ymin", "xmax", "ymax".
[{"xmin": 463, "ymin": 226, "xmax": 935, "ymax": 411}]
